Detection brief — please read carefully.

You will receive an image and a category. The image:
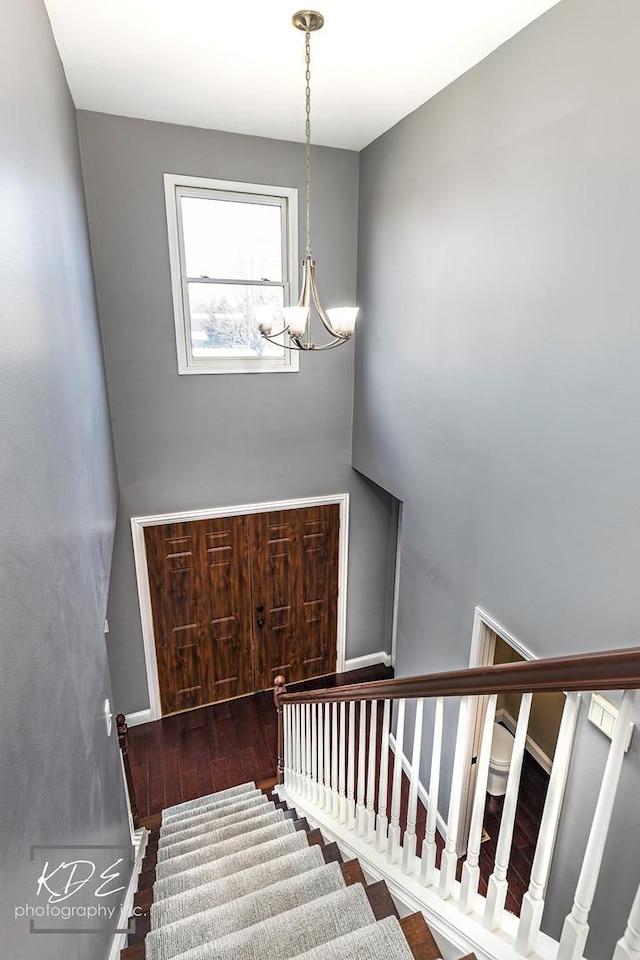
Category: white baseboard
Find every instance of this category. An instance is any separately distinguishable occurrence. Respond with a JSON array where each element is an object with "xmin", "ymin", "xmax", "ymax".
[
  {"xmin": 344, "ymin": 651, "xmax": 391, "ymax": 672},
  {"xmin": 496, "ymin": 709, "xmax": 553, "ymax": 775},
  {"xmin": 126, "ymin": 709, "xmax": 152, "ymax": 727},
  {"xmin": 388, "ymin": 732, "xmax": 447, "ymax": 838},
  {"xmin": 106, "ymin": 827, "xmax": 149, "ymax": 960}
]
